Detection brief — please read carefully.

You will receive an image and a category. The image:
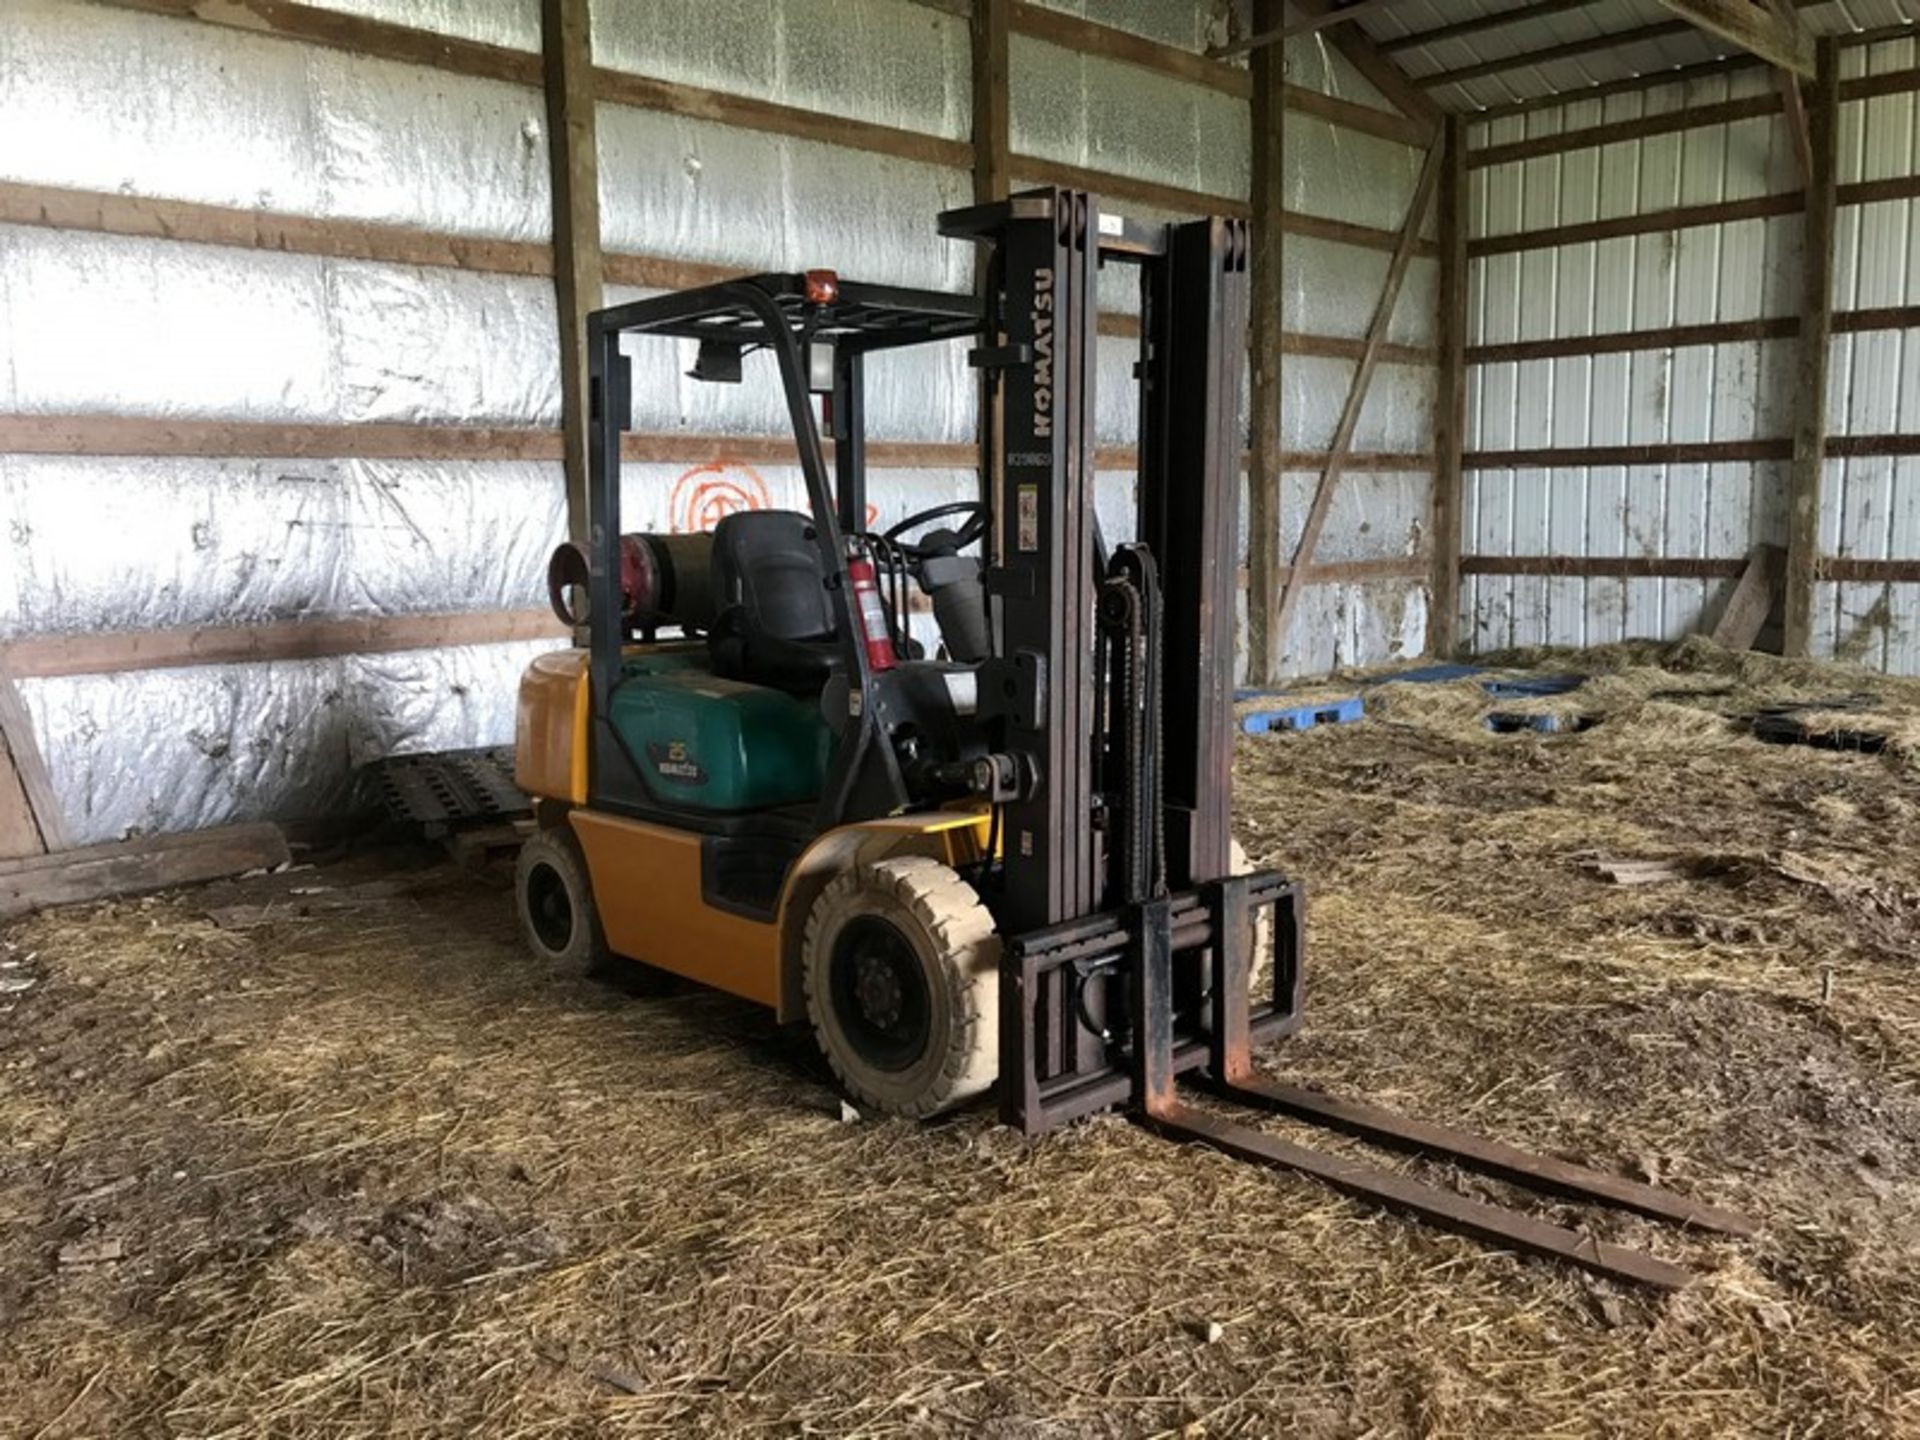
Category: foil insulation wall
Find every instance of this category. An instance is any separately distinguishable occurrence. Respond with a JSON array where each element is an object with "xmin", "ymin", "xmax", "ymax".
[{"xmin": 0, "ymin": 0, "xmax": 1449, "ymax": 843}]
